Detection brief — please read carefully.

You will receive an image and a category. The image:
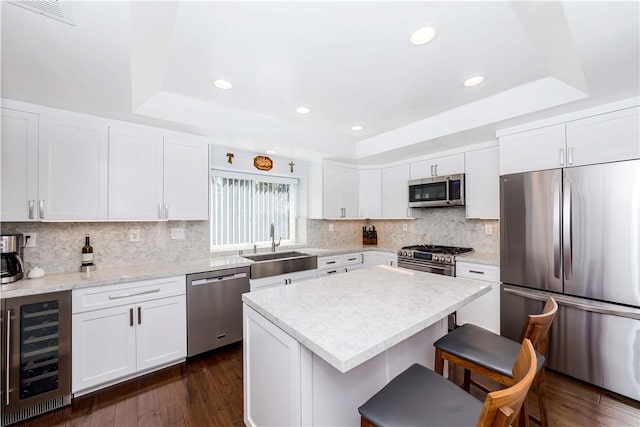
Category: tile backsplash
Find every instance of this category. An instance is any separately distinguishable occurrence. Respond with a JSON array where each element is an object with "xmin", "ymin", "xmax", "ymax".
[
  {"xmin": 306, "ymin": 207, "xmax": 499, "ymax": 253},
  {"xmin": 0, "ymin": 221, "xmax": 210, "ymax": 274}
]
